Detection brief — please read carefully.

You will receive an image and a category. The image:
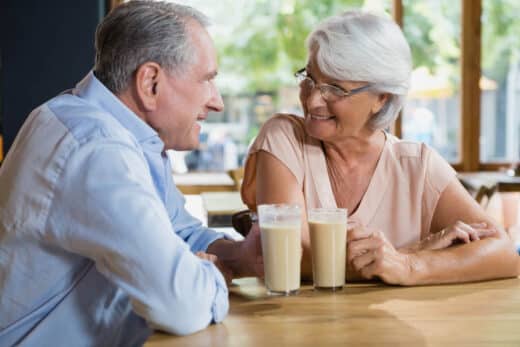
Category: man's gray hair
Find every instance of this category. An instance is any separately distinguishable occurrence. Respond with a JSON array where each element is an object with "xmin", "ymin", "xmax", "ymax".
[
  {"xmin": 94, "ymin": 0, "xmax": 209, "ymax": 94},
  {"xmin": 306, "ymin": 10, "xmax": 412, "ymax": 130}
]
